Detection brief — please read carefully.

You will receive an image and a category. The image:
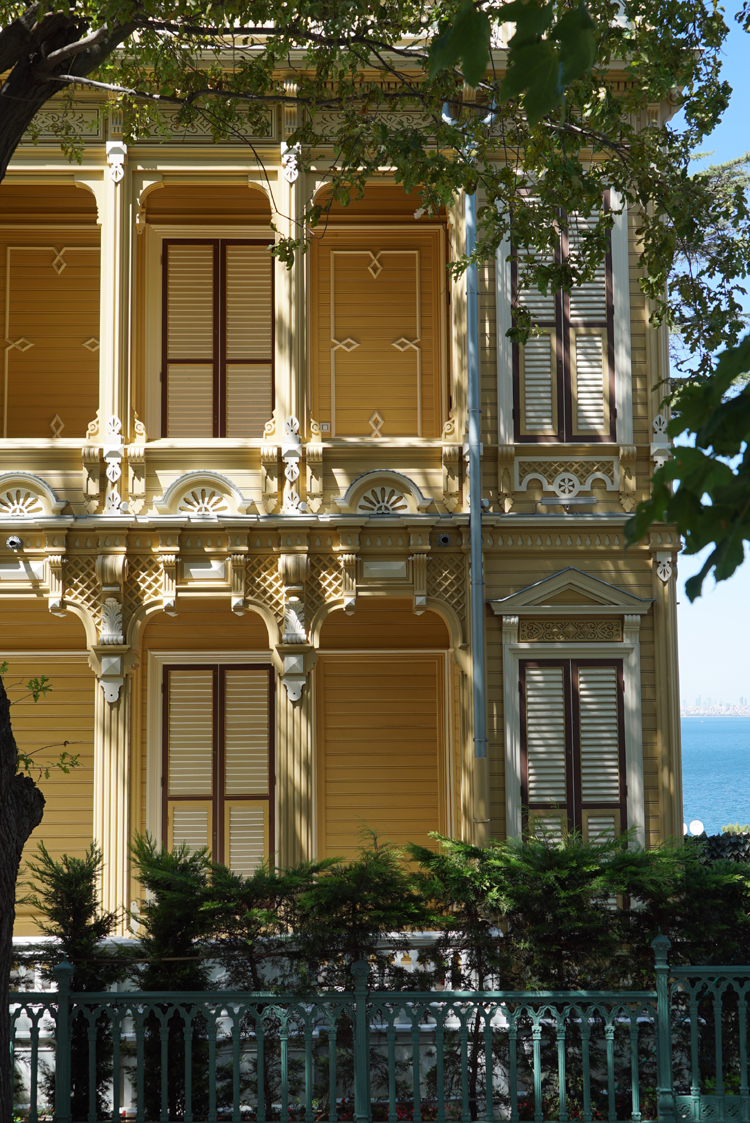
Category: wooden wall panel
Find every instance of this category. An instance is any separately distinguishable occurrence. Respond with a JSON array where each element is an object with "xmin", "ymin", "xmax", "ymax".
[
  {"xmin": 145, "ymin": 185, "xmax": 272, "ymax": 225},
  {"xmin": 317, "ymin": 653, "xmax": 445, "ymax": 858},
  {"xmin": 0, "ymin": 185, "xmax": 98, "ymax": 223},
  {"xmin": 319, "ymin": 600, "xmax": 449, "ymax": 650},
  {"xmin": 11, "ymin": 655, "xmax": 95, "ymax": 936},
  {"xmin": 311, "ymin": 227, "xmax": 445, "ymax": 438},
  {"xmin": 1, "ymin": 599, "xmax": 89, "ymax": 649}
]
